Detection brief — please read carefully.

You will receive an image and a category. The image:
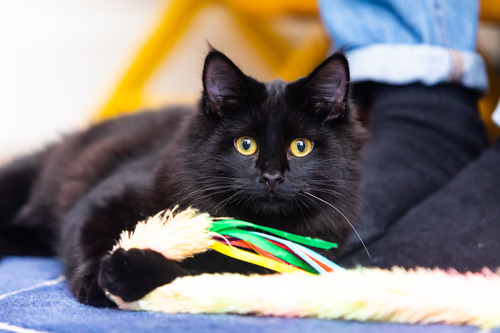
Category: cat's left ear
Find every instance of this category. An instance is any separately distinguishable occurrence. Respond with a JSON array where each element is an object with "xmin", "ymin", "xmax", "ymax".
[
  {"xmin": 294, "ymin": 52, "xmax": 350, "ymax": 122},
  {"xmin": 202, "ymin": 49, "xmax": 248, "ymax": 116}
]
